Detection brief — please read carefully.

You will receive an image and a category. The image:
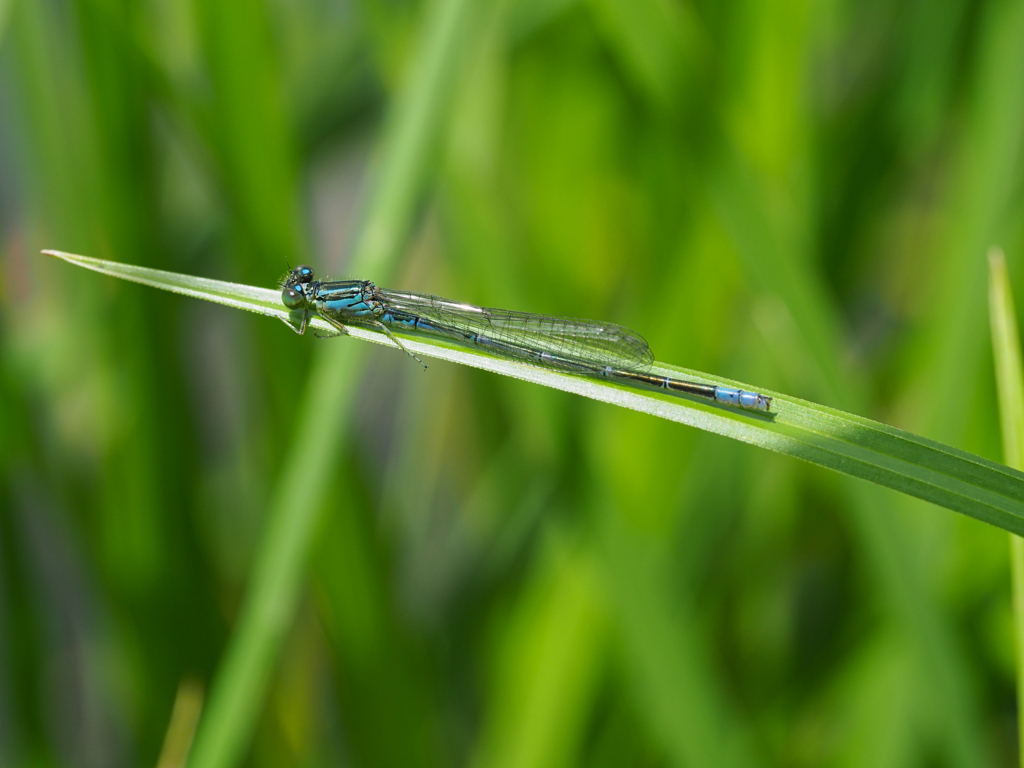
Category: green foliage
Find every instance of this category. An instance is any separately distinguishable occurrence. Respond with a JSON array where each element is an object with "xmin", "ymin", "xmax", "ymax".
[
  {"xmin": 45, "ymin": 248, "xmax": 1024, "ymax": 538},
  {"xmin": 3, "ymin": 0, "xmax": 1024, "ymax": 767},
  {"xmin": 989, "ymin": 249, "xmax": 1024, "ymax": 768}
]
